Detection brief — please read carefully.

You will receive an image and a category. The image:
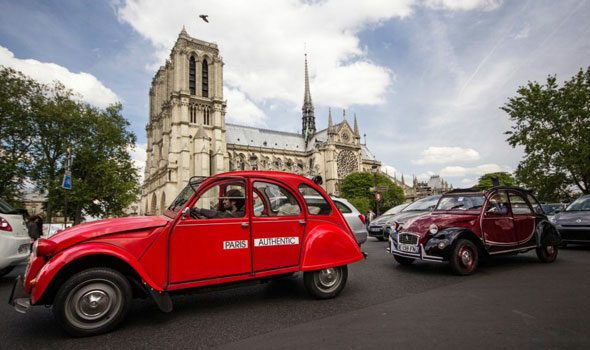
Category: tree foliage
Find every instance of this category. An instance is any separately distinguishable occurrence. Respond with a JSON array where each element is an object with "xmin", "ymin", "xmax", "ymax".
[
  {"xmin": 0, "ymin": 65, "xmax": 140, "ymax": 222},
  {"xmin": 502, "ymin": 67, "xmax": 590, "ymax": 200},
  {"xmin": 475, "ymin": 172, "xmax": 515, "ymax": 190},
  {"xmin": 340, "ymin": 171, "xmax": 405, "ymax": 215}
]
